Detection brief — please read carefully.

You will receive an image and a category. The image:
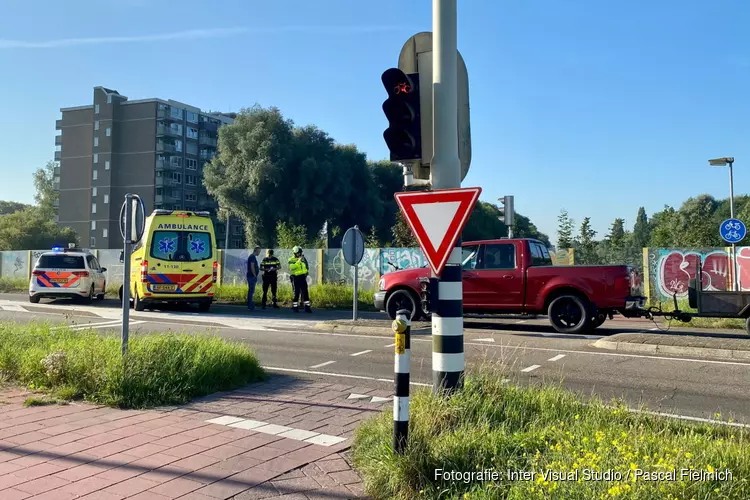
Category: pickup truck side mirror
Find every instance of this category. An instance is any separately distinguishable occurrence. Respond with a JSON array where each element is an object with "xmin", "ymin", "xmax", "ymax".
[{"xmin": 118, "ymin": 251, "xmax": 124, "ymax": 263}]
